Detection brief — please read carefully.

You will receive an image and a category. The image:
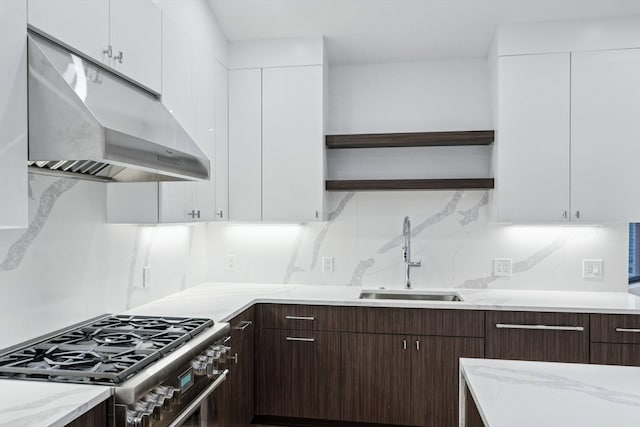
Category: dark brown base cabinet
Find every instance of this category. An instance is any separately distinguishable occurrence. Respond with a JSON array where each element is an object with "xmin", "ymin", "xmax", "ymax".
[
  {"xmin": 64, "ymin": 397, "xmax": 113, "ymax": 427},
  {"xmin": 590, "ymin": 313, "xmax": 640, "ymax": 366},
  {"xmin": 226, "ymin": 307, "xmax": 255, "ymax": 427},
  {"xmin": 256, "ymin": 328, "xmax": 341, "ymax": 420}
]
